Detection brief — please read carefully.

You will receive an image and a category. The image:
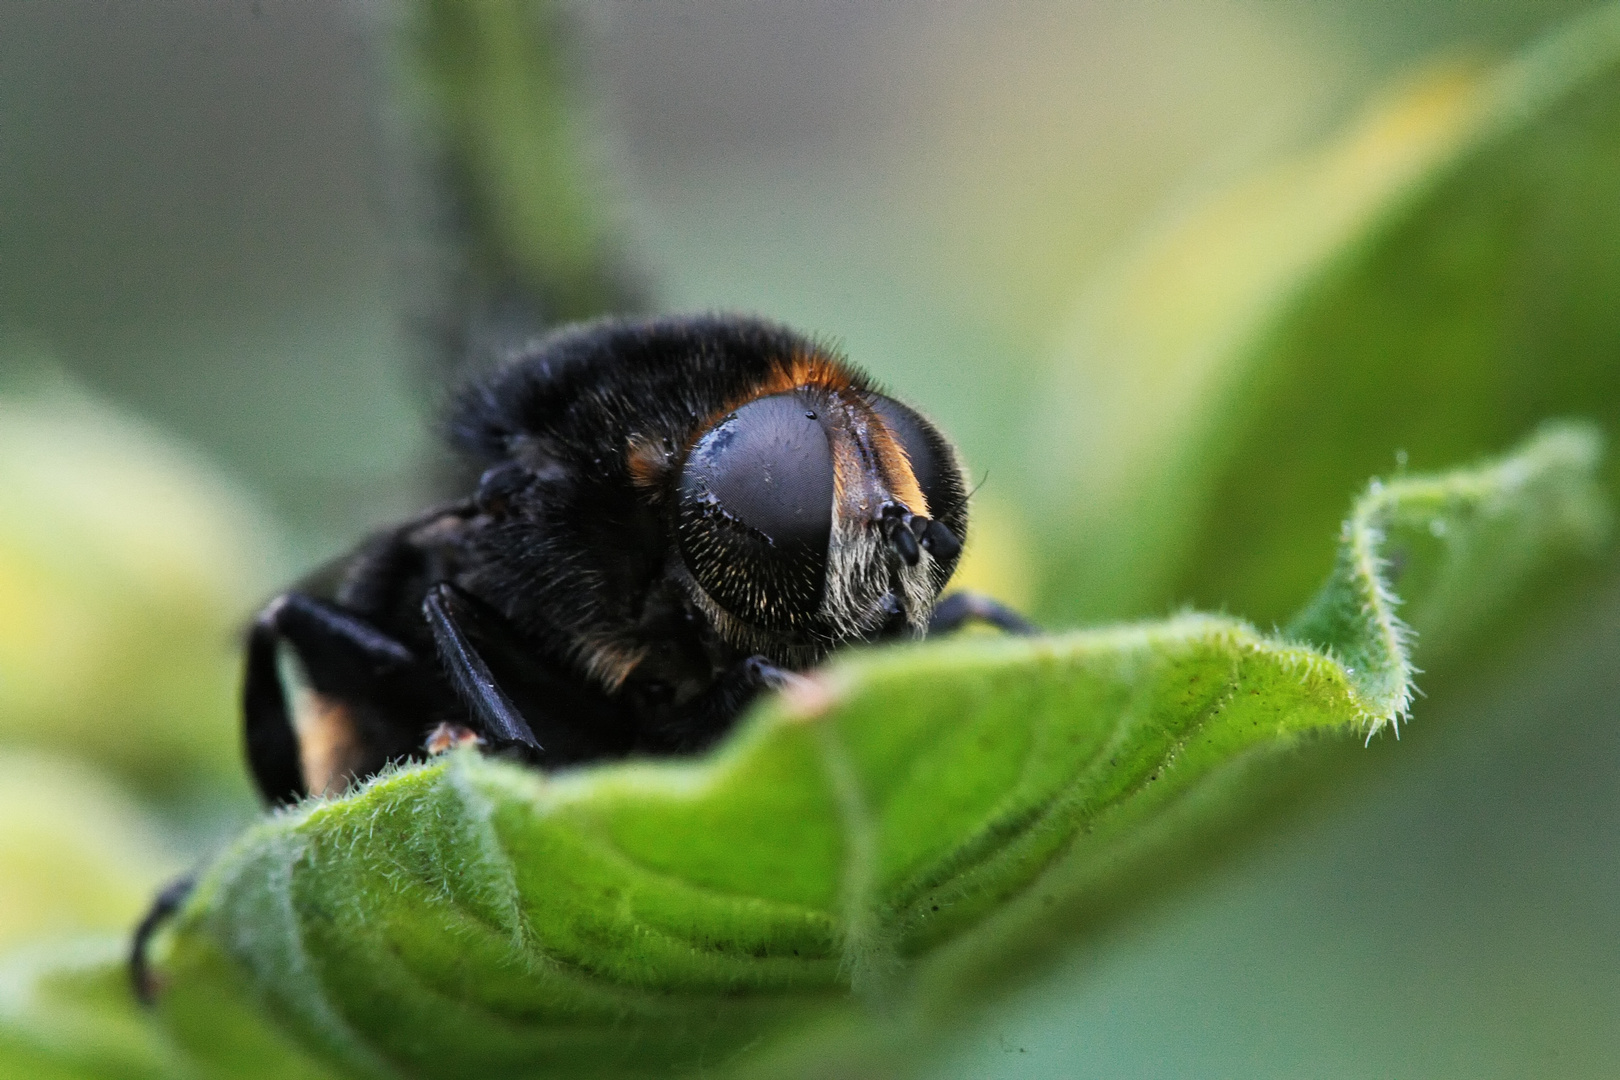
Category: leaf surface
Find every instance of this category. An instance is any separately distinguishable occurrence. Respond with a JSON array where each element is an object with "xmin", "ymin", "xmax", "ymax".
[
  {"xmin": 1039, "ymin": 2, "xmax": 1620, "ymax": 629},
  {"xmin": 7, "ymin": 7, "xmax": 1620, "ymax": 1076},
  {"xmin": 73, "ymin": 423, "xmax": 1595, "ymax": 1080}
]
